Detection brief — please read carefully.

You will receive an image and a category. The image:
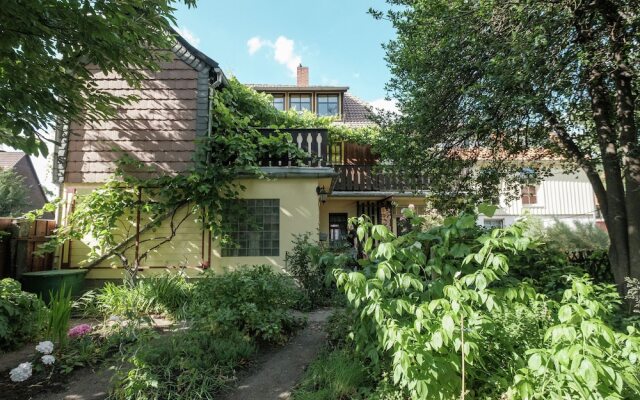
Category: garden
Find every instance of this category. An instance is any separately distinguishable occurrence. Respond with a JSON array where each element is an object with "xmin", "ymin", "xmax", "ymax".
[
  {"xmin": 0, "ymin": 265, "xmax": 313, "ymax": 399},
  {"xmin": 289, "ymin": 208, "xmax": 640, "ymax": 400}
]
